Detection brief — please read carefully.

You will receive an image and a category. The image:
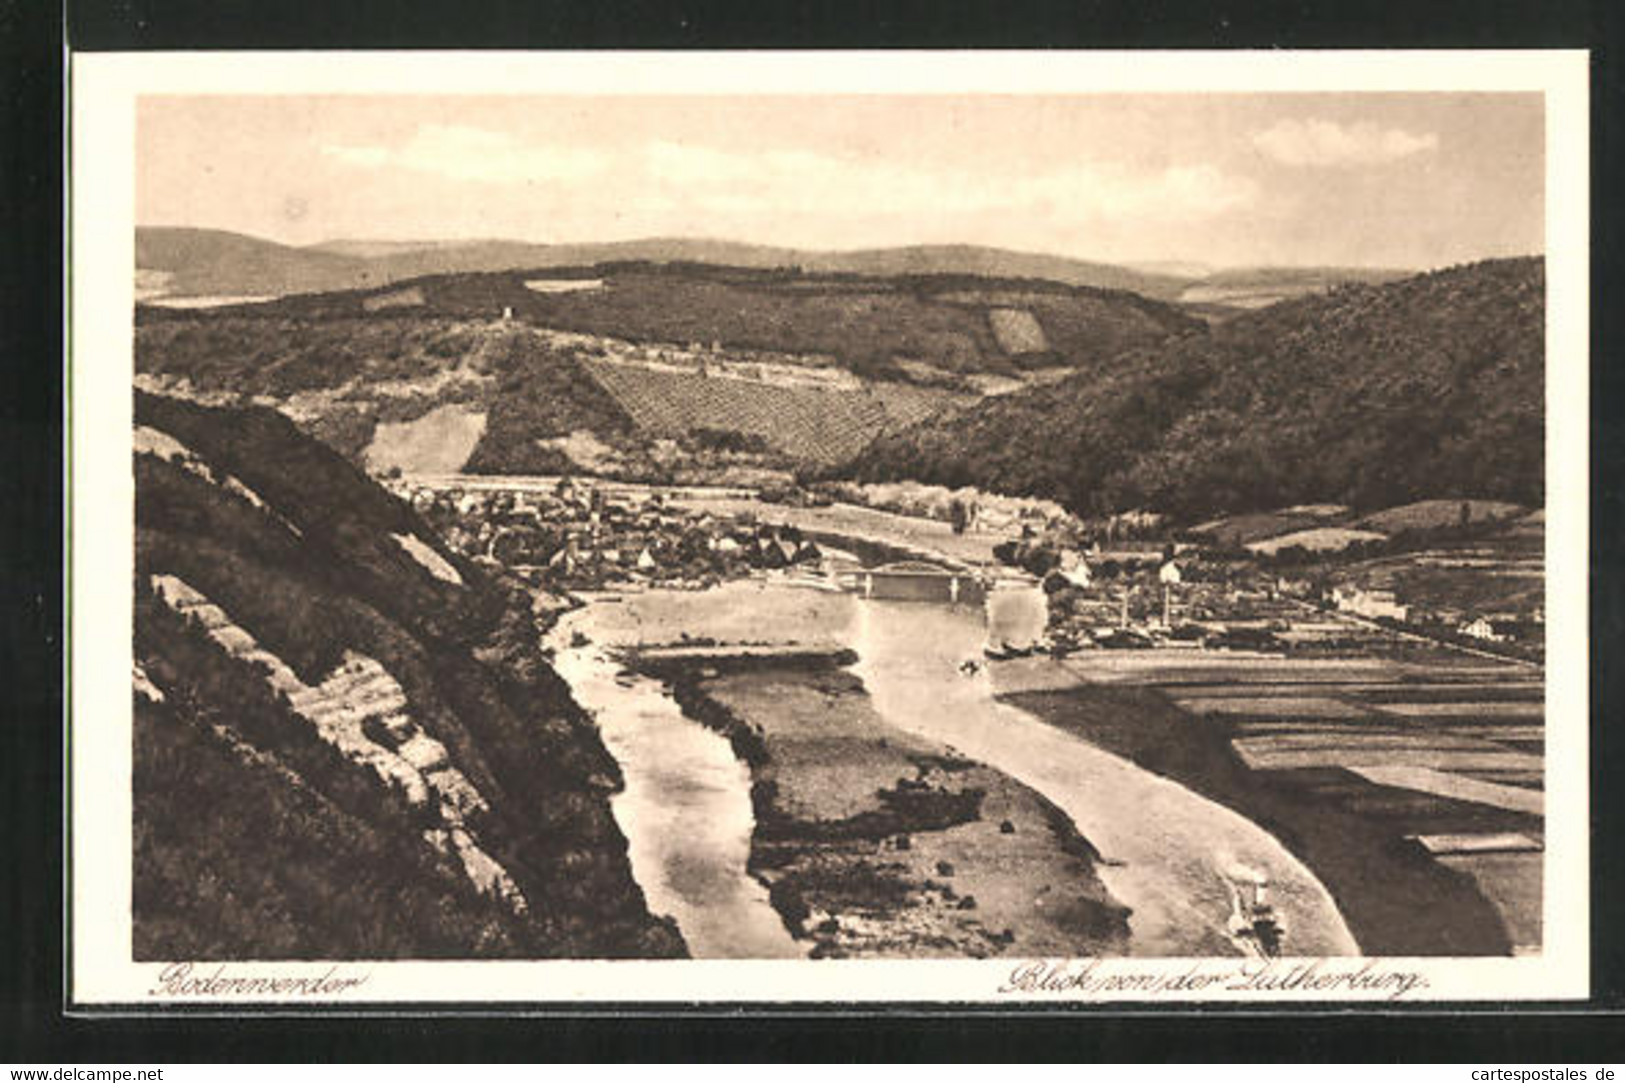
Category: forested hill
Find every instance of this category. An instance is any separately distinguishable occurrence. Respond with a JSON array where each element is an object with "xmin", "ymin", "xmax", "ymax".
[
  {"xmin": 133, "ymin": 391, "xmax": 684, "ymax": 959},
  {"xmin": 840, "ymin": 258, "xmax": 1545, "ymax": 521},
  {"xmin": 140, "ymin": 259, "xmax": 1205, "ymax": 381},
  {"xmin": 136, "ymin": 226, "xmax": 1194, "ymax": 301},
  {"xmin": 133, "ymin": 261, "xmax": 1208, "ymax": 481}
]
